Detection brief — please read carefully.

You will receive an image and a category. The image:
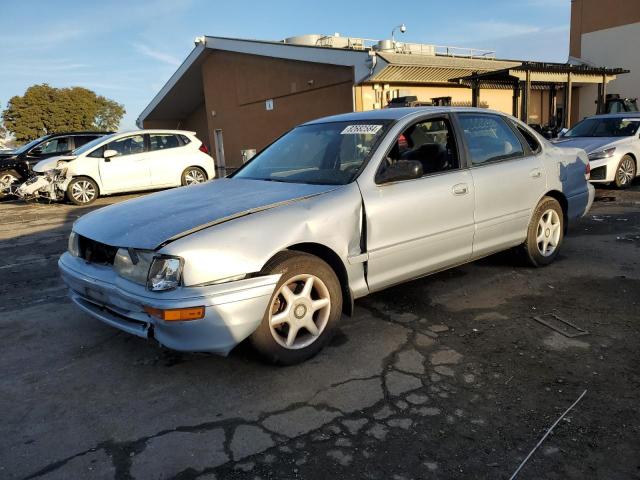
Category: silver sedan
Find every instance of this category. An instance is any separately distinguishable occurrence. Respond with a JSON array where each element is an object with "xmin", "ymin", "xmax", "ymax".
[
  {"xmin": 59, "ymin": 108, "xmax": 594, "ymax": 364},
  {"xmin": 553, "ymin": 113, "xmax": 640, "ymax": 188}
]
